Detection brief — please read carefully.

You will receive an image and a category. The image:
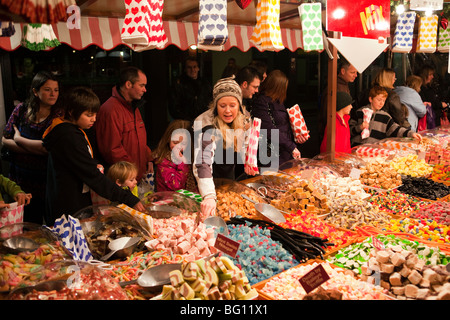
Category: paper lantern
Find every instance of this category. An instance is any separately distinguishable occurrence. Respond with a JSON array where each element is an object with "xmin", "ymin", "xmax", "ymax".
[
  {"xmin": 391, "ymin": 11, "xmax": 416, "ymax": 53},
  {"xmin": 121, "ymin": 0, "xmax": 167, "ymax": 52},
  {"xmin": 298, "ymin": 3, "xmax": 323, "ymax": 52},
  {"xmin": 416, "ymin": 15, "xmax": 438, "ymax": 53},
  {"xmin": 197, "ymin": 0, "xmax": 228, "ymax": 51},
  {"xmin": 250, "ymin": 0, "xmax": 284, "ymax": 51}
]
